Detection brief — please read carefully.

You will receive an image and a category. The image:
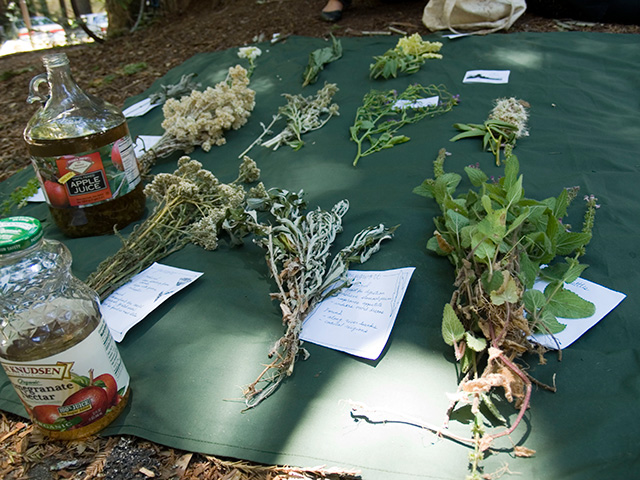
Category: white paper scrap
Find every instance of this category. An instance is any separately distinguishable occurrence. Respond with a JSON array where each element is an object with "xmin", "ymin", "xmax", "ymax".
[
  {"xmin": 301, "ymin": 267, "xmax": 415, "ymax": 360},
  {"xmin": 463, "ymin": 70, "xmax": 510, "ymax": 84},
  {"xmin": 100, "ymin": 263, "xmax": 203, "ymax": 342},
  {"xmin": 27, "ymin": 188, "xmax": 46, "ymax": 203},
  {"xmin": 393, "ymin": 96, "xmax": 439, "ymax": 111},
  {"xmin": 529, "ymin": 277, "xmax": 626, "ymax": 350},
  {"xmin": 122, "ymin": 98, "xmax": 159, "ymax": 118},
  {"xmin": 134, "ymin": 135, "xmax": 162, "ymax": 158}
]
